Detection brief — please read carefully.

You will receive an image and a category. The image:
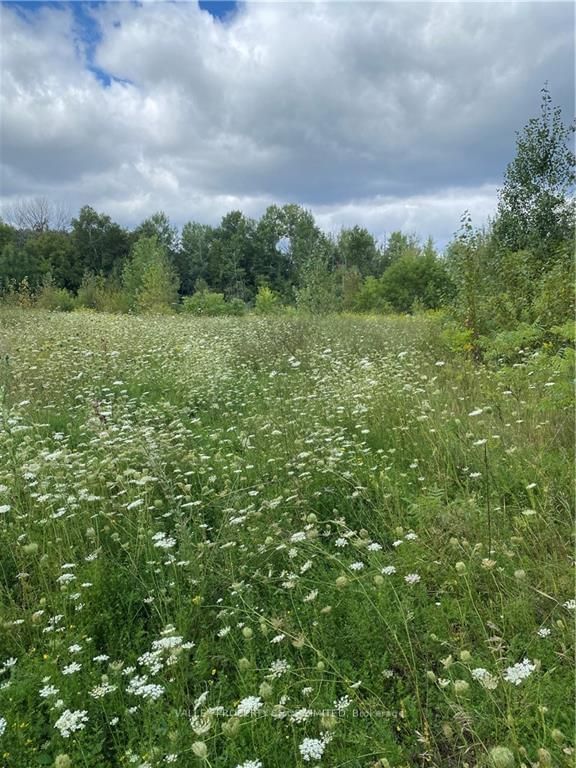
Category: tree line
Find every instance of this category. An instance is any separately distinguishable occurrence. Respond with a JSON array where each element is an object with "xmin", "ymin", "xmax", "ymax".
[{"xmin": 1, "ymin": 87, "xmax": 574, "ymax": 341}]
